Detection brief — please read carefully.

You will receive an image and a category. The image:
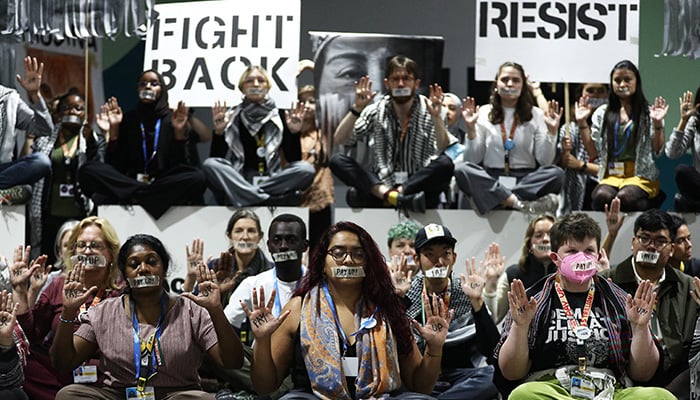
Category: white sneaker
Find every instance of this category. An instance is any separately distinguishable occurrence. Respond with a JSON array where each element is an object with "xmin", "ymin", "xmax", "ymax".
[{"xmin": 521, "ymin": 193, "xmax": 559, "ymax": 215}]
